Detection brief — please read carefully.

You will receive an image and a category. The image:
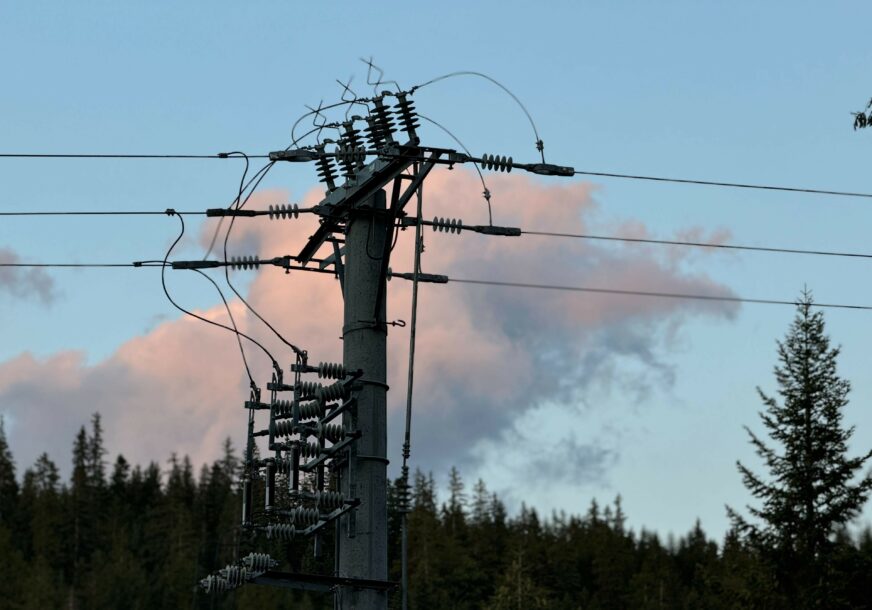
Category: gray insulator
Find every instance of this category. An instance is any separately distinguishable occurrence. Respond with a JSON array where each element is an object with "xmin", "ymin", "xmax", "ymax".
[
  {"xmin": 364, "ymin": 115, "xmax": 386, "ymax": 150},
  {"xmin": 317, "ymin": 490, "xmax": 345, "ymax": 511},
  {"xmin": 201, "ymin": 574, "xmax": 234, "ymax": 593},
  {"xmin": 273, "ymin": 399, "xmax": 293, "ymax": 418},
  {"xmin": 342, "ymin": 120, "xmax": 364, "ymax": 151},
  {"xmin": 230, "ymin": 255, "xmax": 260, "ymax": 270},
  {"xmin": 274, "ymin": 399, "xmax": 323, "ymax": 421},
  {"xmin": 299, "ymin": 400, "xmax": 323, "ymax": 420},
  {"xmin": 242, "ymin": 552, "xmax": 278, "ymax": 573},
  {"xmin": 219, "ymin": 565, "xmax": 250, "ymax": 587},
  {"xmin": 267, "ymin": 523, "xmax": 296, "ymax": 541},
  {"xmin": 298, "ymin": 380, "xmax": 323, "ymax": 399},
  {"xmin": 268, "ymin": 203, "xmax": 300, "ymax": 219},
  {"xmin": 273, "ymin": 419, "xmax": 295, "ymax": 438},
  {"xmin": 290, "ymin": 506, "xmax": 320, "ymax": 526},
  {"xmin": 299, "ymin": 441, "xmax": 321, "ymax": 459},
  {"xmin": 317, "ymin": 361, "xmax": 346, "ymax": 380},
  {"xmin": 481, "ymin": 153, "xmax": 513, "ymax": 172},
  {"xmin": 319, "ymin": 422, "xmax": 346, "ymax": 443},
  {"xmin": 394, "ymin": 93, "xmax": 419, "ymax": 141},
  {"xmin": 274, "ymin": 457, "xmax": 292, "ymax": 475},
  {"xmin": 314, "ymin": 144, "xmax": 337, "ymax": 190},
  {"xmin": 432, "ymin": 217, "xmax": 463, "ymax": 234},
  {"xmin": 317, "ymin": 381, "xmax": 348, "ymax": 403}
]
